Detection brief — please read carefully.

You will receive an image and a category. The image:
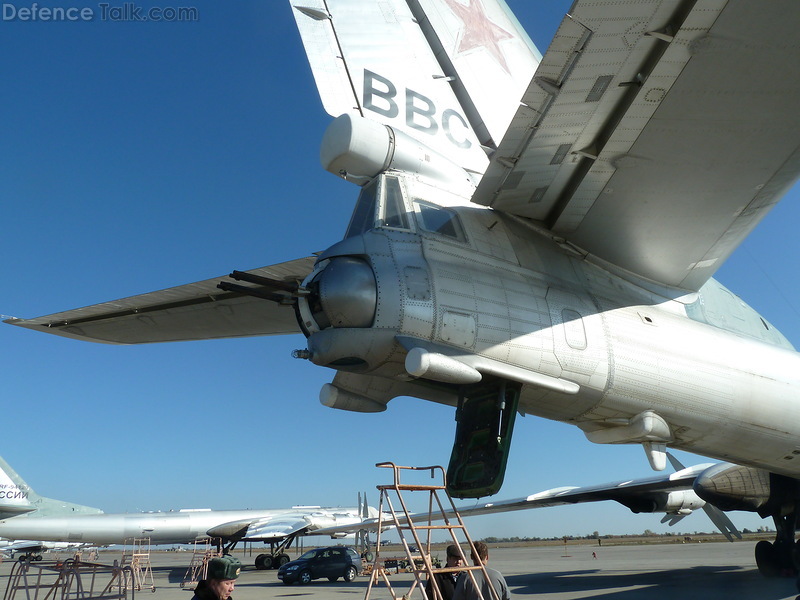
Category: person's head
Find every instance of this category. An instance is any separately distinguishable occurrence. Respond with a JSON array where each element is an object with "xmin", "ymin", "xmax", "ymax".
[
  {"xmin": 445, "ymin": 544, "xmax": 464, "ymax": 568},
  {"xmin": 206, "ymin": 556, "xmax": 241, "ymax": 600},
  {"xmin": 470, "ymin": 542, "xmax": 489, "ymax": 566}
]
